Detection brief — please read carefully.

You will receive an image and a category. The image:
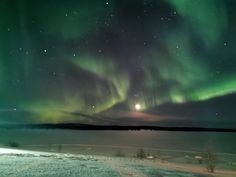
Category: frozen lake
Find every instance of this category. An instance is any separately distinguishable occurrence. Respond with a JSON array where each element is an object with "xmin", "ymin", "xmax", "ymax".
[{"xmin": 1, "ymin": 130, "xmax": 236, "ymax": 153}]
